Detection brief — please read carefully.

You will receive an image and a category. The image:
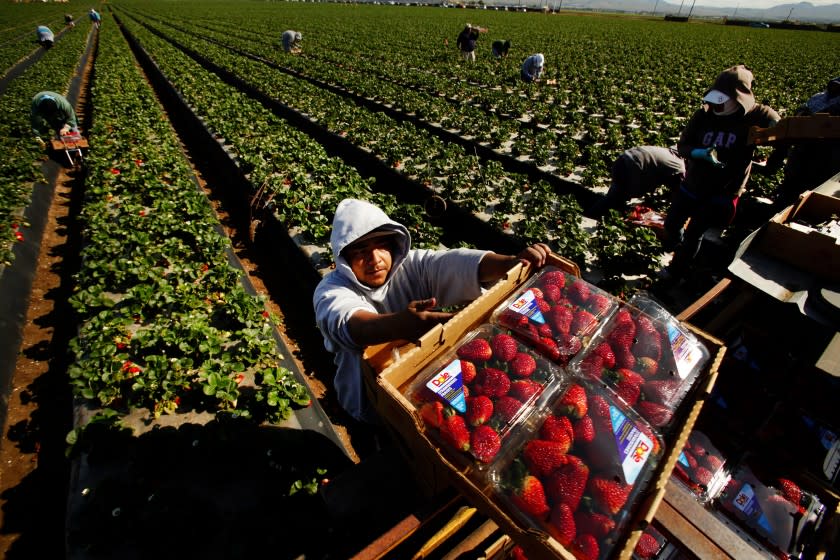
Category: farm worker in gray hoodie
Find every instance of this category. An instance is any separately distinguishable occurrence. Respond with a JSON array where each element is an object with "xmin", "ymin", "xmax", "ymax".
[
  {"xmin": 35, "ymin": 26, "xmax": 54, "ymax": 48},
  {"xmin": 282, "ymin": 30, "xmax": 302, "ymax": 54},
  {"xmin": 313, "ymin": 198, "xmax": 551, "ymax": 423},
  {"xmin": 30, "ymin": 91, "xmax": 79, "ymax": 148},
  {"xmin": 662, "ymin": 64, "xmax": 780, "ymax": 279},
  {"xmin": 520, "ymin": 53, "xmax": 545, "ymax": 83}
]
